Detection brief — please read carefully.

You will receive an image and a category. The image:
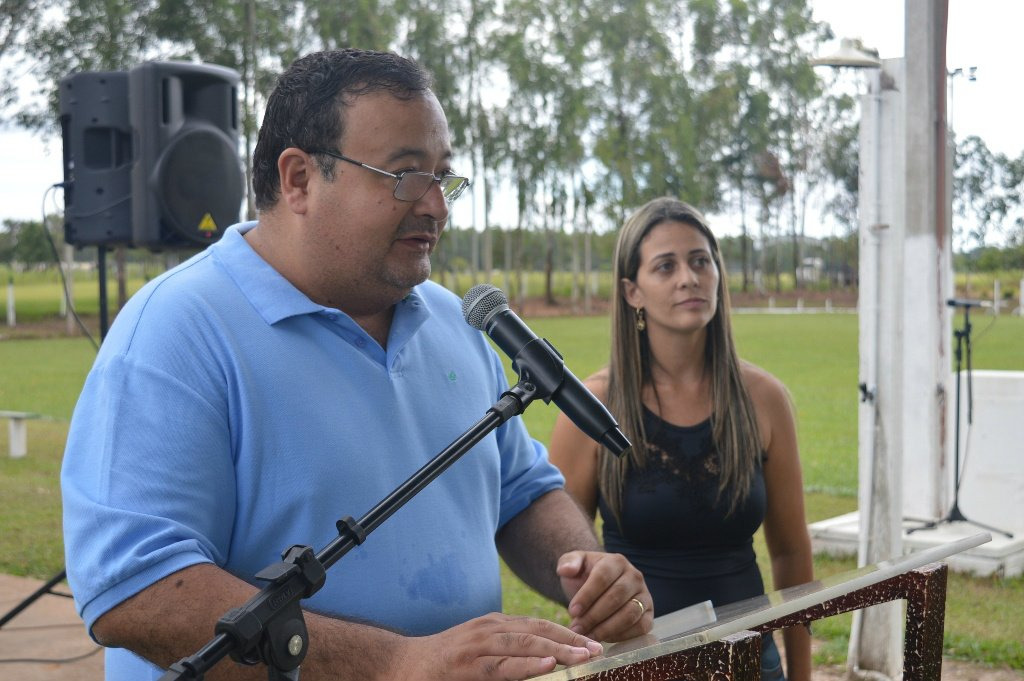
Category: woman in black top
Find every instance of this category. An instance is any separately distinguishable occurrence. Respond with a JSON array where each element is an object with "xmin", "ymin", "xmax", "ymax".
[{"xmin": 550, "ymin": 197, "xmax": 813, "ymax": 681}]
